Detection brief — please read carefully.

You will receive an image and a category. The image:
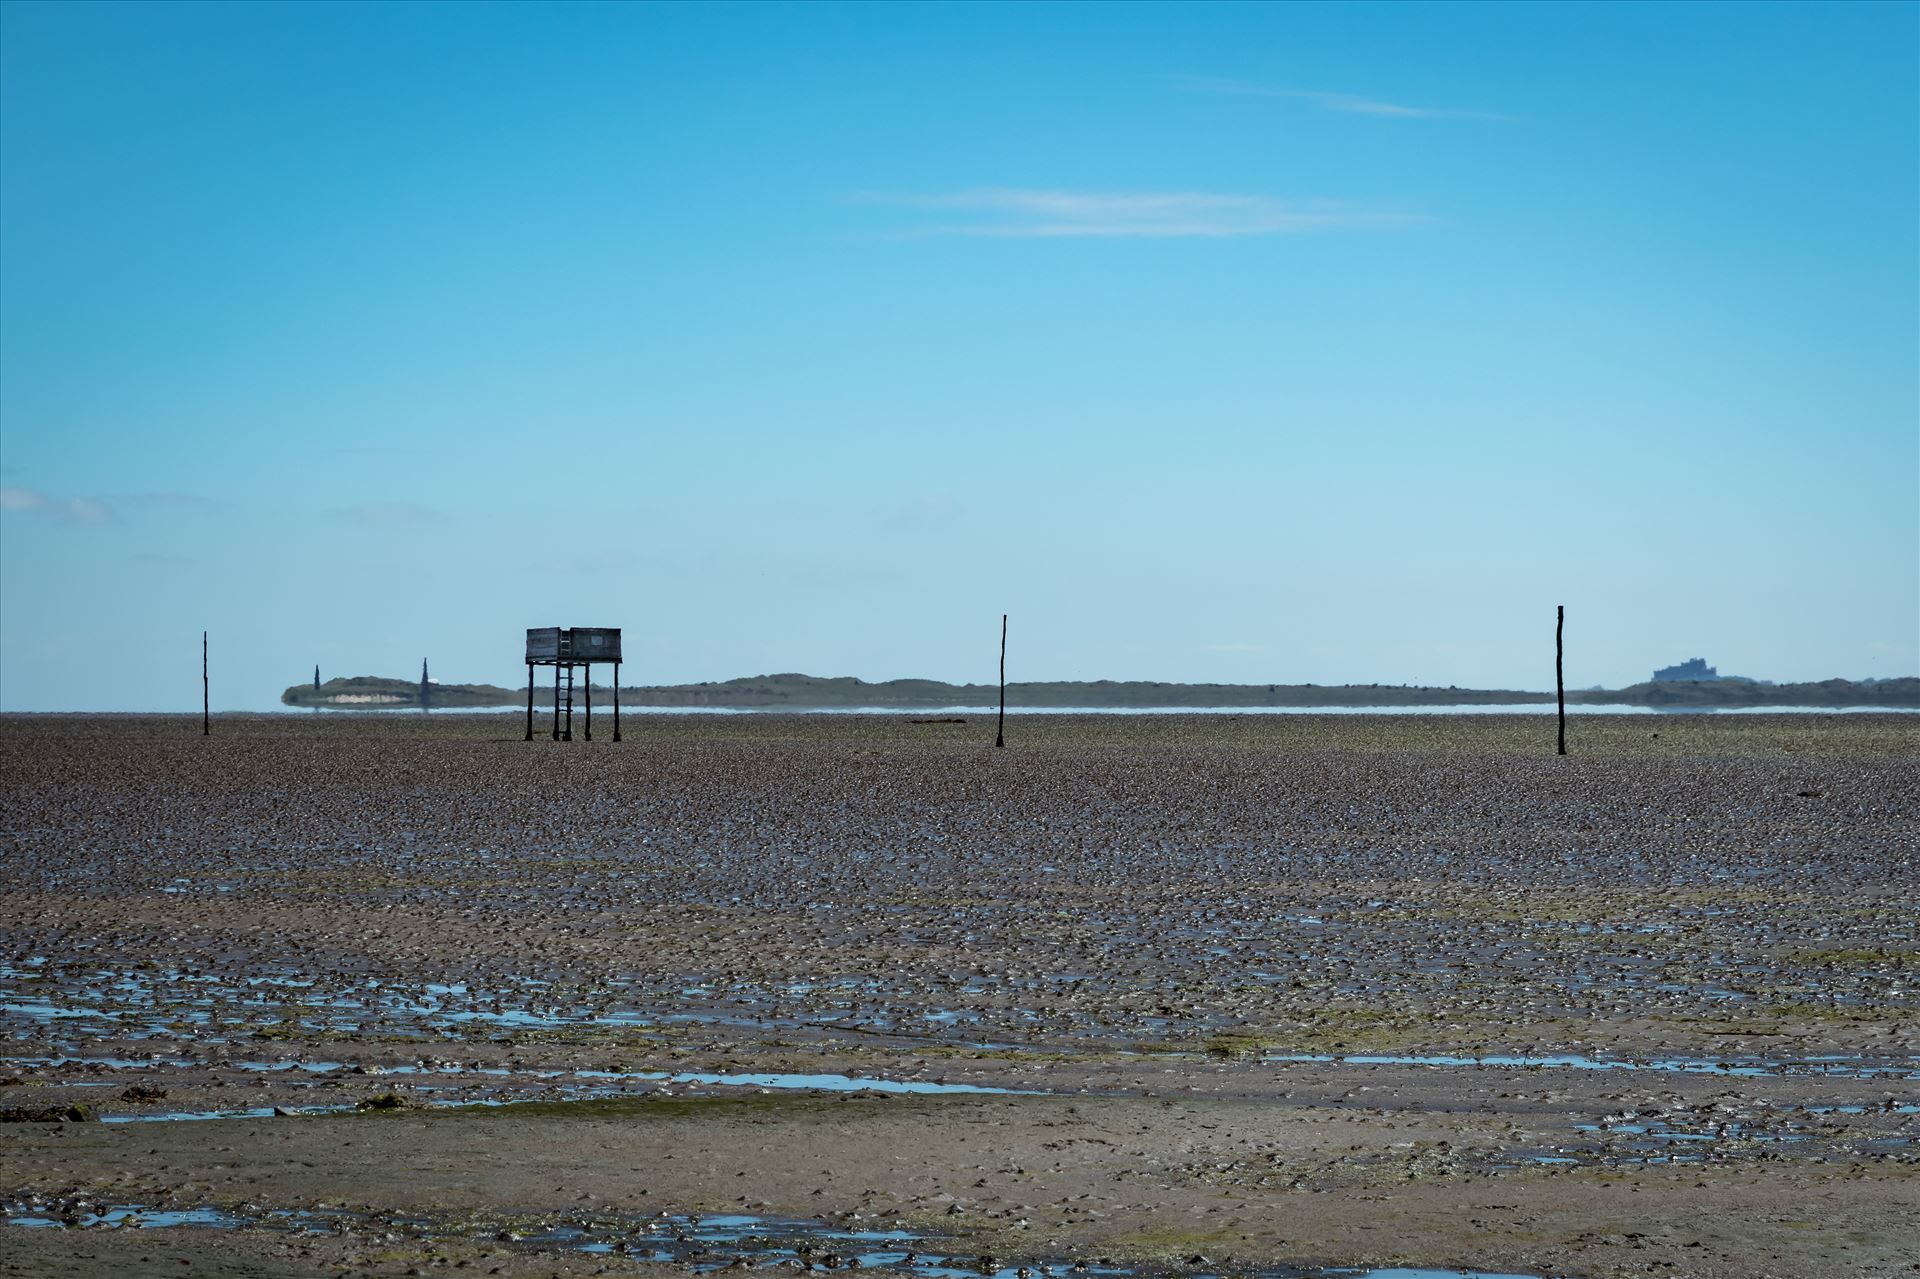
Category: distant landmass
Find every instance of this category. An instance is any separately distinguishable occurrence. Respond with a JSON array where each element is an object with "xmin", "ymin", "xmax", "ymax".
[
  {"xmin": 285, "ymin": 676, "xmax": 522, "ymax": 708},
  {"xmin": 282, "ymin": 672, "xmax": 1920, "ymax": 710}
]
